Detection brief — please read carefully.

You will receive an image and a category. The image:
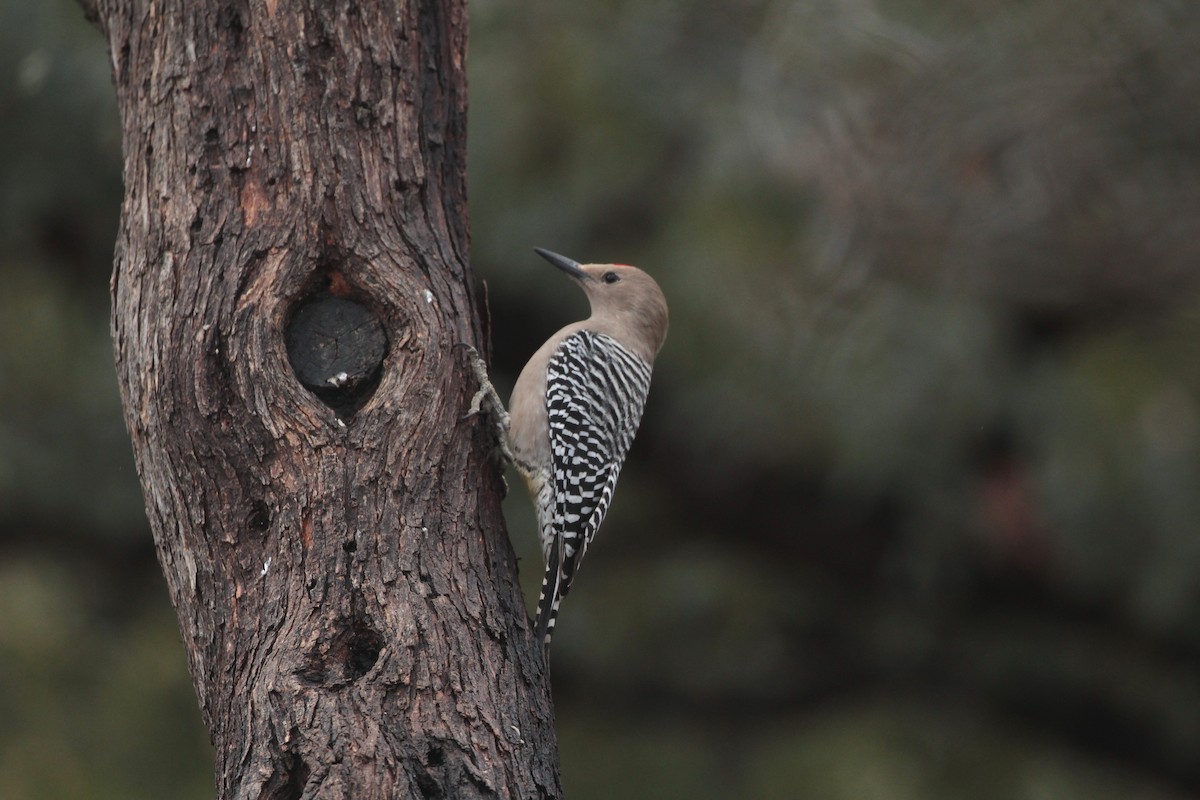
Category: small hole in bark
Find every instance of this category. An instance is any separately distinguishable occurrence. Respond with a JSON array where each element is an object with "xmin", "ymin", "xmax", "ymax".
[
  {"xmin": 284, "ymin": 757, "xmax": 310, "ymax": 800},
  {"xmin": 218, "ymin": 4, "xmax": 245, "ymax": 49},
  {"xmin": 297, "ymin": 613, "xmax": 383, "ymax": 687},
  {"xmin": 427, "ymin": 745, "xmax": 444, "ymax": 766},
  {"xmin": 261, "ymin": 749, "xmax": 310, "ymax": 800},
  {"xmin": 313, "ymin": 36, "xmax": 334, "ymax": 61},
  {"xmin": 345, "ymin": 621, "xmax": 383, "ymax": 680},
  {"xmin": 342, "ymin": 540, "xmax": 357, "ymax": 553},
  {"xmin": 285, "ymin": 276, "xmax": 386, "ymax": 419},
  {"xmin": 205, "ymin": 126, "xmax": 218, "ymax": 143},
  {"xmin": 247, "ymin": 501, "xmax": 271, "ymax": 533},
  {"xmin": 415, "ymin": 771, "xmax": 443, "ymax": 799}
]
